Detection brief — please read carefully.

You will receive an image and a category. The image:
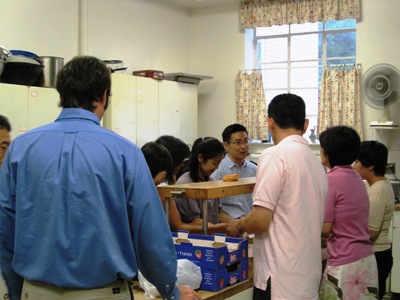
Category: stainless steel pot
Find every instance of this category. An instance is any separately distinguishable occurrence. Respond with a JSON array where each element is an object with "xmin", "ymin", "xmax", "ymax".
[
  {"xmin": 41, "ymin": 56, "xmax": 64, "ymax": 88},
  {"xmin": 0, "ymin": 60, "xmax": 5, "ymax": 78},
  {"xmin": 0, "ymin": 45, "xmax": 12, "ymax": 61},
  {"xmin": 0, "ymin": 45, "xmax": 12, "ymax": 79}
]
